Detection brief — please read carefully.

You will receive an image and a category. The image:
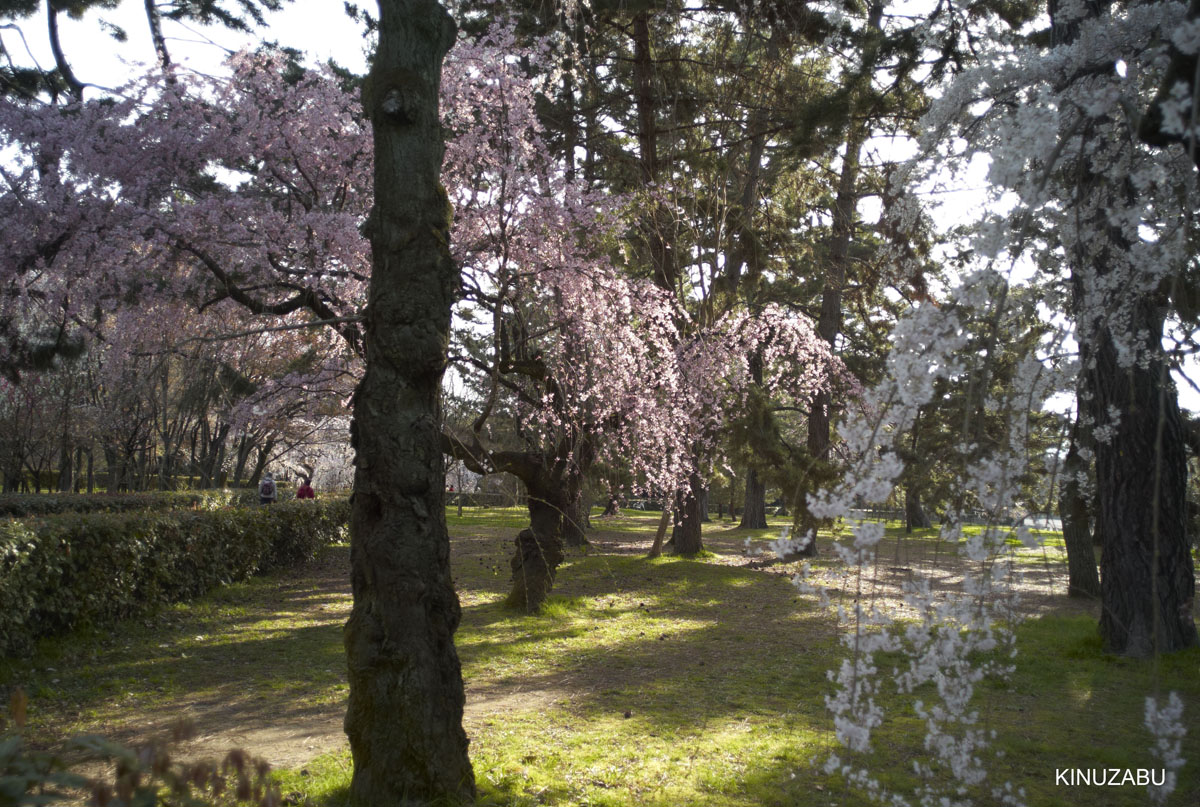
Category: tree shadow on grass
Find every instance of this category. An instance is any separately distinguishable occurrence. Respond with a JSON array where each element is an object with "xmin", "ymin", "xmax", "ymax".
[
  {"xmin": 4, "ymin": 545, "xmax": 355, "ymax": 748},
  {"xmin": 456, "ymin": 550, "xmax": 840, "ymax": 737}
]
